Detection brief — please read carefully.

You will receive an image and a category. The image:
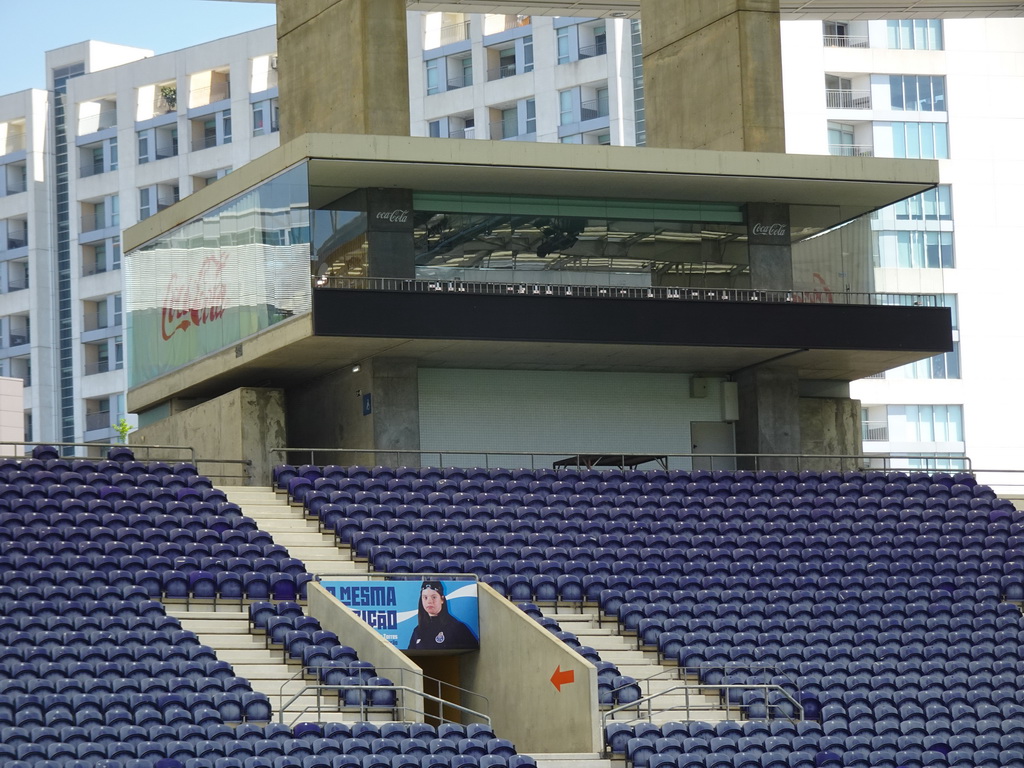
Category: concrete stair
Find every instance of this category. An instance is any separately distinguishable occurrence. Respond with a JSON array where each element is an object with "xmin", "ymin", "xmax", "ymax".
[
  {"xmin": 167, "ymin": 603, "xmax": 392, "ymax": 725},
  {"xmin": 544, "ymin": 606, "xmax": 734, "ymax": 725},
  {"xmin": 533, "ymin": 754, "xmax": 622, "ymax": 768},
  {"xmin": 218, "ymin": 485, "xmax": 369, "ymax": 577}
]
